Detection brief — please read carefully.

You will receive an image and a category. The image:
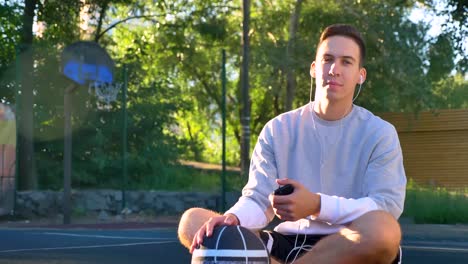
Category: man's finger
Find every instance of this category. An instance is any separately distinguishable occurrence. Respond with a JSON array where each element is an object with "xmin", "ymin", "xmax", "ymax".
[
  {"xmin": 276, "ymin": 207, "xmax": 292, "ymax": 215},
  {"xmin": 276, "ymin": 178, "xmax": 289, "ymax": 185},
  {"xmin": 195, "ymin": 225, "xmax": 207, "ymax": 246},
  {"xmin": 276, "ymin": 211, "xmax": 294, "ymax": 221},
  {"xmin": 271, "ymin": 195, "xmax": 291, "ymax": 205},
  {"xmin": 190, "ymin": 229, "xmax": 203, "ymax": 253},
  {"xmin": 205, "ymin": 220, "xmax": 216, "ymax": 237},
  {"xmin": 276, "ymin": 178, "xmax": 301, "ymax": 189}
]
